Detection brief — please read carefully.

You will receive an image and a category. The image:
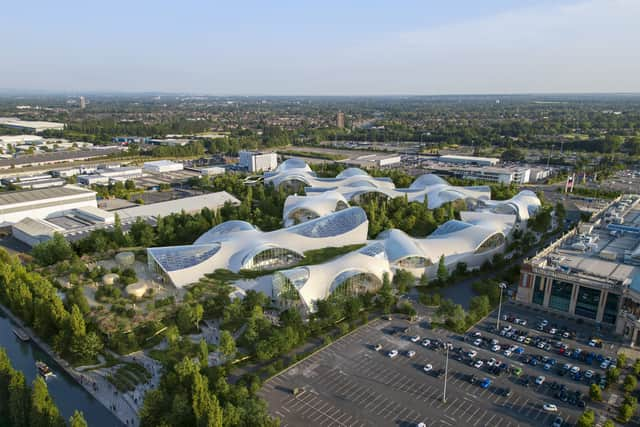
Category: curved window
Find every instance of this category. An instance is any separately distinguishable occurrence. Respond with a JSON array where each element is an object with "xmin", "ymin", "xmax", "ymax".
[
  {"xmin": 330, "ymin": 272, "xmax": 382, "ymax": 299},
  {"xmin": 280, "ymin": 178, "xmax": 308, "ymax": 192},
  {"xmin": 289, "ymin": 207, "xmax": 367, "ymax": 238},
  {"xmin": 396, "ymin": 256, "xmax": 432, "ymax": 269},
  {"xmin": 242, "ymin": 247, "xmax": 303, "ymax": 271},
  {"xmin": 475, "ymin": 233, "xmax": 505, "ymax": 253},
  {"xmin": 335, "ymin": 200, "xmax": 349, "ymax": 211}
]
